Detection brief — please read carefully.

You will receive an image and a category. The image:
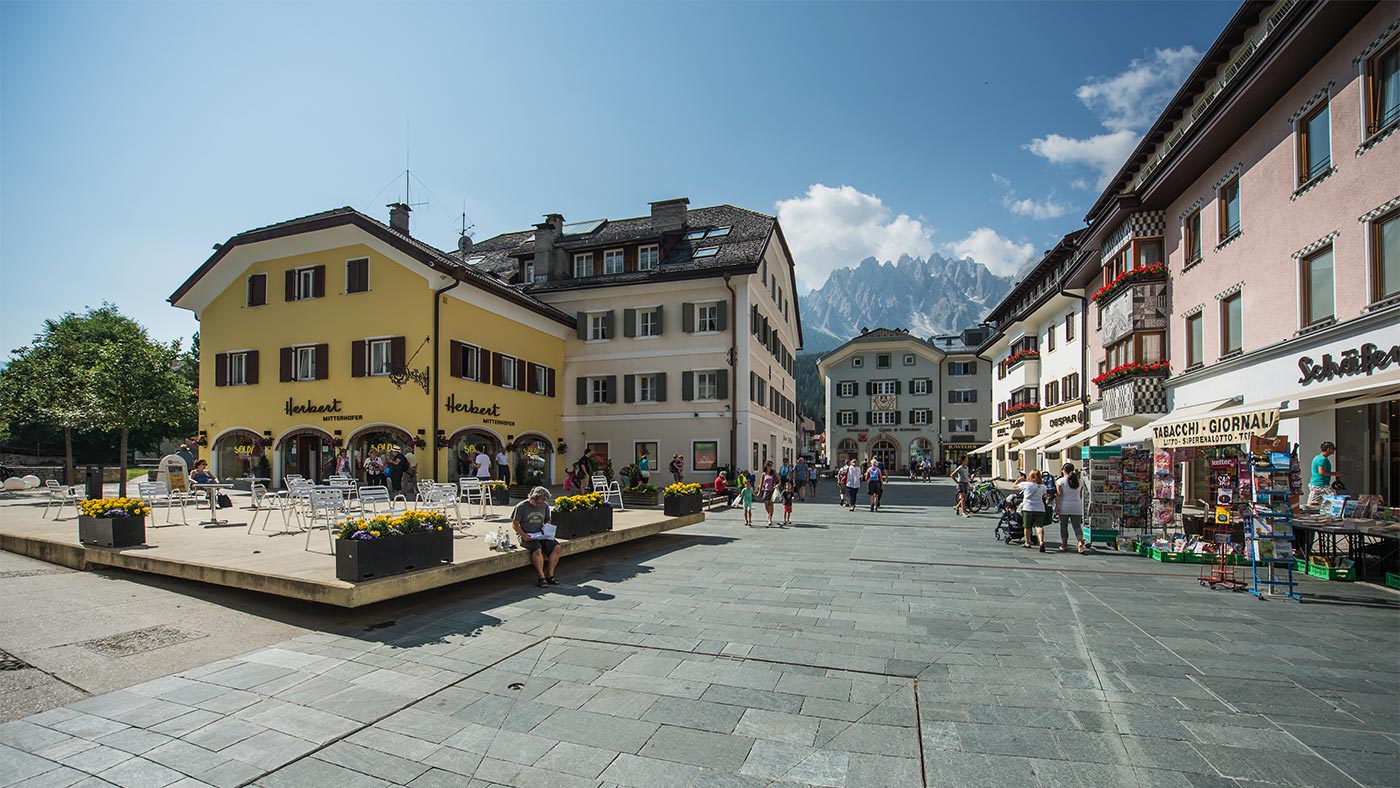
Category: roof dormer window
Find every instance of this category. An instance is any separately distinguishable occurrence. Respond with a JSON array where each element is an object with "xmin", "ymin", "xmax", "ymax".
[{"xmin": 693, "ymin": 247, "xmax": 719, "ymax": 258}]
